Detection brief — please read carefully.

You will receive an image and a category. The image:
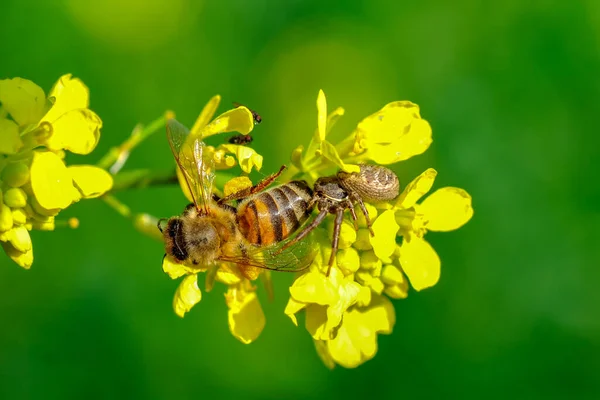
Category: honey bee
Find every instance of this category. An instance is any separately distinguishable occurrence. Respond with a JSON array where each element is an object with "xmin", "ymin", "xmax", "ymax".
[{"xmin": 159, "ymin": 118, "xmax": 315, "ymax": 277}]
